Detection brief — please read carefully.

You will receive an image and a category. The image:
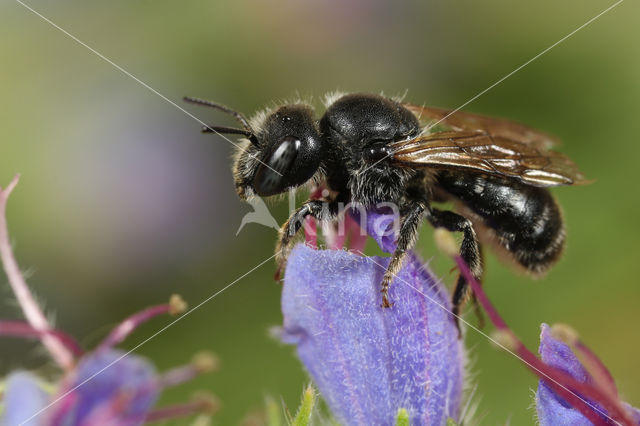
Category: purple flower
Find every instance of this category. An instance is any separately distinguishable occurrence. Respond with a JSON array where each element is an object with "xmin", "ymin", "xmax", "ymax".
[
  {"xmin": 281, "ymin": 208, "xmax": 464, "ymax": 425},
  {"xmin": 1, "ymin": 299, "xmax": 218, "ymax": 426},
  {"xmin": 536, "ymin": 324, "xmax": 640, "ymax": 426},
  {"xmin": 3, "ymin": 351, "xmax": 157, "ymax": 426},
  {"xmin": 3, "ymin": 372, "xmax": 50, "ymax": 426},
  {"xmin": 1, "ymin": 177, "xmax": 218, "ymax": 425},
  {"xmin": 50, "ymin": 350, "xmax": 158, "ymax": 426},
  {"xmin": 435, "ymin": 230, "xmax": 640, "ymax": 426}
]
